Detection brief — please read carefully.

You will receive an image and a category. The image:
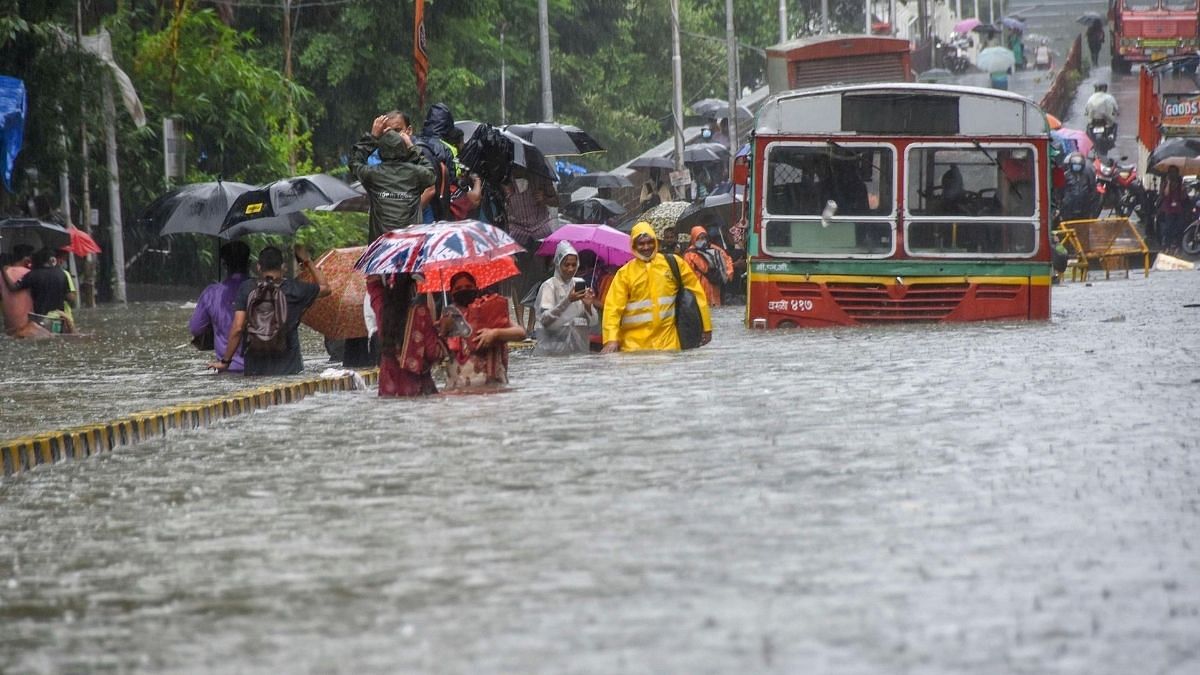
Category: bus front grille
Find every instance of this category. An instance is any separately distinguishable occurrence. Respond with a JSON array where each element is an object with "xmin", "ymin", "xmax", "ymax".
[{"xmin": 827, "ymin": 282, "xmax": 968, "ymax": 322}]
